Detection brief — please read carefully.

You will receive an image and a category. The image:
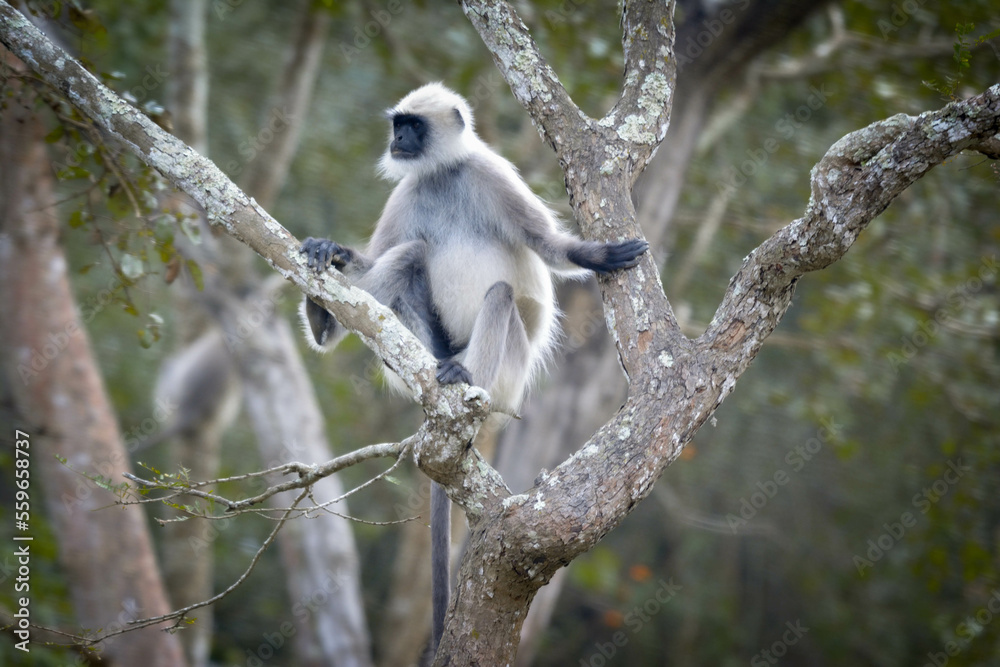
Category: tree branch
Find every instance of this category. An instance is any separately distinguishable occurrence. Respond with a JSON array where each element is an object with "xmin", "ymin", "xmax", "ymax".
[
  {"xmin": 459, "ymin": 0, "xmax": 582, "ymax": 158},
  {"xmin": 604, "ymin": 0, "xmax": 678, "ymax": 181},
  {"xmin": 0, "ymin": 4, "xmax": 433, "ymax": 396},
  {"xmin": 449, "ymin": 8, "xmax": 1000, "ymax": 632},
  {"xmin": 700, "ymin": 86, "xmax": 1000, "ymax": 381},
  {"xmin": 125, "ymin": 439, "xmax": 408, "ymax": 513},
  {"xmin": 460, "ymin": 0, "xmax": 677, "ymax": 182}
]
